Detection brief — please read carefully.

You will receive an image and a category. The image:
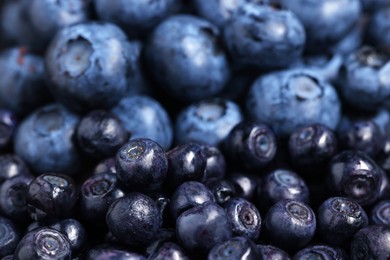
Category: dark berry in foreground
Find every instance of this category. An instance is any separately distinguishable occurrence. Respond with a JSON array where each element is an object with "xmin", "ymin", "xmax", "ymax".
[
  {"xmin": 14, "ymin": 227, "xmax": 72, "ymax": 260},
  {"xmin": 0, "ymin": 109, "xmax": 17, "ymax": 152},
  {"xmin": 351, "ymin": 225, "xmax": 390, "ymax": 259},
  {"xmin": 224, "ymin": 121, "xmax": 277, "ymax": 171},
  {"xmin": 106, "ymin": 192, "xmax": 162, "ymax": 246},
  {"xmin": 116, "ymin": 138, "xmax": 168, "ymax": 191},
  {"xmin": 208, "ymin": 236, "xmax": 260, "ymax": 260},
  {"xmin": 201, "ymin": 144, "xmax": 226, "ymax": 181},
  {"xmin": 176, "ymin": 202, "xmax": 232, "ymax": 252},
  {"xmin": 170, "ymin": 181, "xmax": 215, "ymax": 220},
  {"xmin": 228, "ymin": 172, "xmax": 260, "ymax": 202},
  {"xmin": 256, "ymin": 244, "xmax": 290, "ymax": 260},
  {"xmin": 49, "ymin": 219, "xmax": 87, "ymax": 254},
  {"xmin": 327, "ymin": 150, "xmax": 383, "ymax": 206},
  {"xmin": 292, "ymin": 244, "xmax": 347, "ymax": 260},
  {"xmin": 86, "ymin": 246, "xmax": 146, "ymax": 260},
  {"xmin": 206, "ymin": 178, "xmax": 236, "ymax": 205},
  {"xmin": 0, "ymin": 217, "xmax": 21, "ymax": 257},
  {"xmin": 0, "ymin": 154, "xmax": 30, "ymax": 184},
  {"xmin": 370, "ymin": 200, "xmax": 390, "ymax": 226},
  {"xmin": 223, "ymin": 197, "xmax": 261, "ymax": 240},
  {"xmin": 76, "ymin": 110, "xmax": 128, "ymax": 159},
  {"xmin": 318, "ymin": 197, "xmax": 368, "ymax": 245},
  {"xmin": 264, "ymin": 199, "xmax": 316, "ymax": 252},
  {"xmin": 26, "ymin": 173, "xmax": 78, "ymax": 223},
  {"xmin": 149, "ymin": 242, "xmax": 188, "ymax": 260}
]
